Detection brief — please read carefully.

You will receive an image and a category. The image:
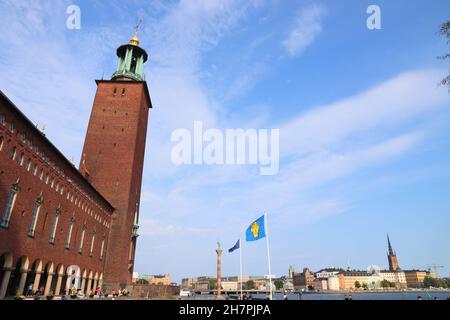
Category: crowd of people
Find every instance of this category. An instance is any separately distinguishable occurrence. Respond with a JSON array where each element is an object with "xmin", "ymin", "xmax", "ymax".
[{"xmin": 23, "ymin": 283, "xmax": 131, "ymax": 299}]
